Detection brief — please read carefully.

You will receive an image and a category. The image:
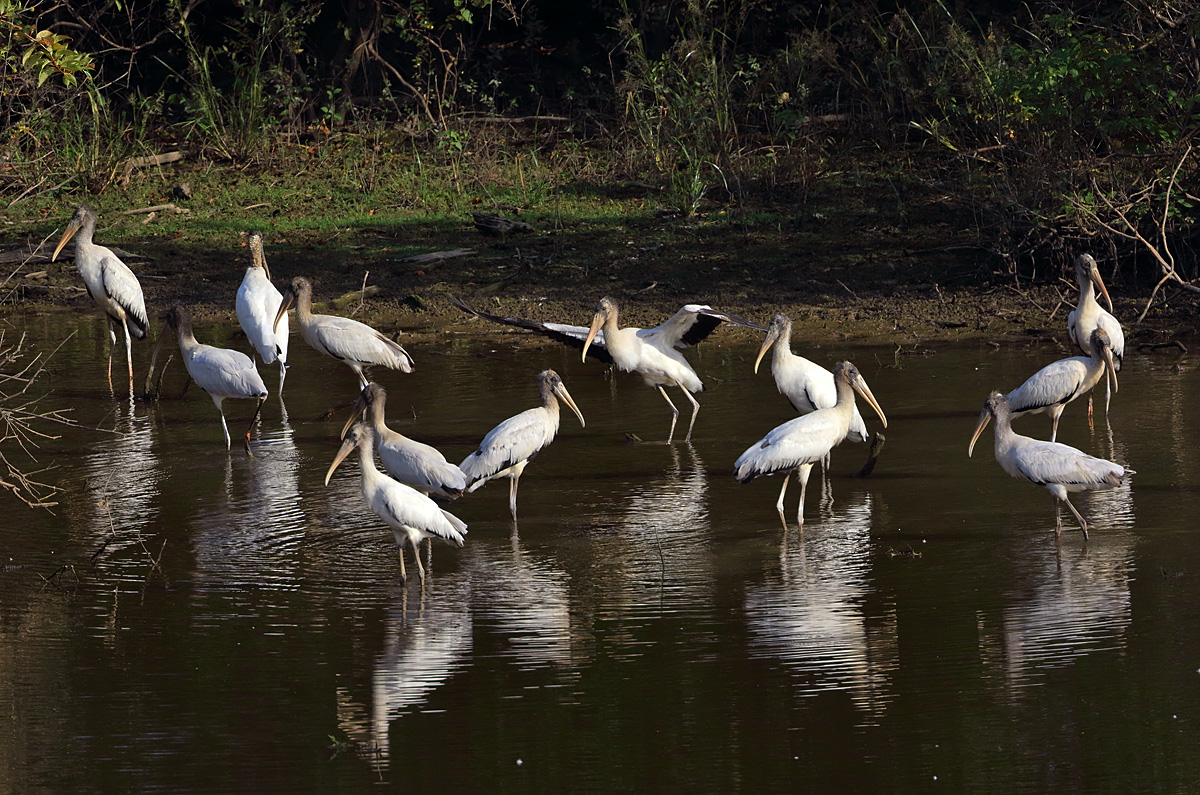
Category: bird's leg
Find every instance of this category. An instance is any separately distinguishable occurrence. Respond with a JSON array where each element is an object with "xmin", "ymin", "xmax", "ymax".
[
  {"xmin": 278, "ymin": 360, "xmax": 287, "ymax": 395},
  {"xmin": 1054, "ymin": 497, "xmax": 1062, "ymax": 537},
  {"xmin": 413, "ymin": 540, "xmax": 427, "ymax": 582},
  {"xmin": 796, "ymin": 464, "xmax": 813, "ymax": 529},
  {"xmin": 1088, "ymin": 395, "xmax": 1094, "ymax": 426},
  {"xmin": 218, "ymin": 408, "xmax": 232, "ymax": 450},
  {"xmin": 243, "ymin": 397, "xmax": 265, "ymax": 457},
  {"xmin": 122, "ymin": 317, "xmax": 135, "ymax": 397},
  {"xmin": 425, "ymin": 537, "xmax": 433, "ymax": 574},
  {"xmin": 106, "ymin": 321, "xmax": 117, "ymax": 394},
  {"xmin": 656, "ymin": 386, "xmax": 680, "ymax": 443},
  {"xmin": 681, "ymin": 387, "xmax": 700, "ymax": 443},
  {"xmin": 508, "ymin": 474, "xmax": 520, "ymax": 520},
  {"xmin": 1061, "ymin": 496, "xmax": 1090, "ymax": 540},
  {"xmin": 1049, "ymin": 407, "xmax": 1062, "ymax": 443},
  {"xmin": 774, "ymin": 473, "xmax": 791, "ymax": 517},
  {"xmin": 397, "ymin": 545, "xmax": 408, "ymax": 583}
]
